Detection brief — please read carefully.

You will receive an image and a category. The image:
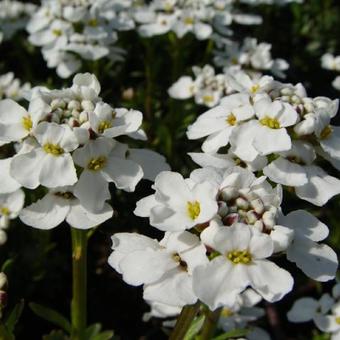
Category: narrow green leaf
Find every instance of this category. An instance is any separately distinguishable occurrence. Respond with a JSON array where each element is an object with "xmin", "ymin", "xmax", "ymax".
[
  {"xmin": 84, "ymin": 323, "xmax": 102, "ymax": 339},
  {"xmin": 0, "ymin": 324, "xmax": 14, "ymax": 340},
  {"xmin": 92, "ymin": 330, "xmax": 114, "ymax": 340},
  {"xmin": 42, "ymin": 329, "xmax": 69, "ymax": 340},
  {"xmin": 212, "ymin": 328, "xmax": 250, "ymax": 340},
  {"xmin": 5, "ymin": 299, "xmax": 24, "ymax": 333},
  {"xmin": 184, "ymin": 315, "xmax": 205, "ymax": 340},
  {"xmin": 29, "ymin": 303, "xmax": 71, "ymax": 334}
]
